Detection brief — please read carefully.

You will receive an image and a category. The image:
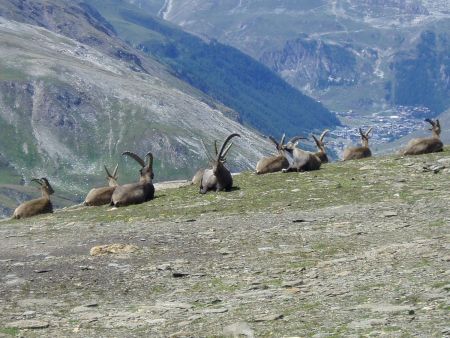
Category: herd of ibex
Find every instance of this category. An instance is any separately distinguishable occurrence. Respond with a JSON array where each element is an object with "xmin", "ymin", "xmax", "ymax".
[{"xmin": 11, "ymin": 119, "xmax": 445, "ymax": 219}]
